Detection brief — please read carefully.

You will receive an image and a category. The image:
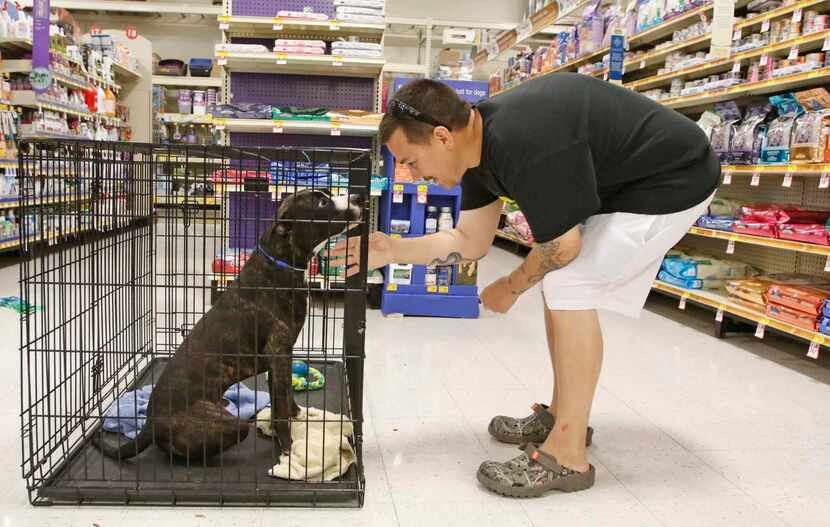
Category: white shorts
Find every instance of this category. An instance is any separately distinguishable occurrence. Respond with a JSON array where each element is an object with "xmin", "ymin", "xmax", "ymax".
[{"xmin": 542, "ymin": 192, "xmax": 715, "ymax": 318}]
